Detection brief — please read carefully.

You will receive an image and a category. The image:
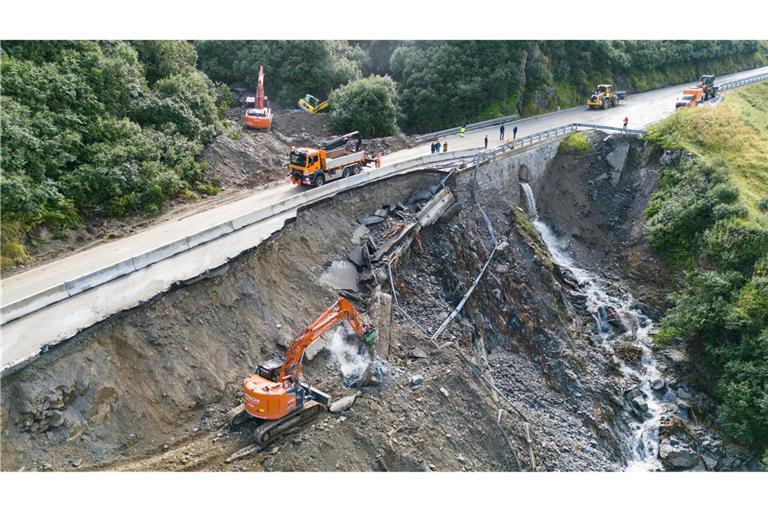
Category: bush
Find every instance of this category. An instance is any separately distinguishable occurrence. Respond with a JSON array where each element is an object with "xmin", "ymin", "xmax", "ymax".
[
  {"xmin": 717, "ymin": 330, "xmax": 768, "ymax": 447},
  {"xmin": 560, "ymin": 132, "xmax": 592, "ymax": 153},
  {"xmin": 702, "ymin": 218, "xmax": 768, "ymax": 273},
  {"xmin": 645, "ymin": 158, "xmax": 738, "ymax": 264},
  {"xmin": 329, "ymin": 75, "xmax": 400, "ymax": 137},
  {"xmin": 1, "ymin": 41, "xmax": 224, "ymax": 269}
]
